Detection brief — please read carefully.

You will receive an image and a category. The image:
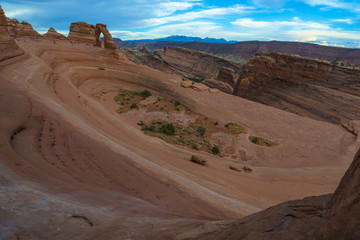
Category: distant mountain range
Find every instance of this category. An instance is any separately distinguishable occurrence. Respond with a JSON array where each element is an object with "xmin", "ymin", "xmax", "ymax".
[{"xmin": 119, "ymin": 35, "xmax": 238, "ymax": 44}]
